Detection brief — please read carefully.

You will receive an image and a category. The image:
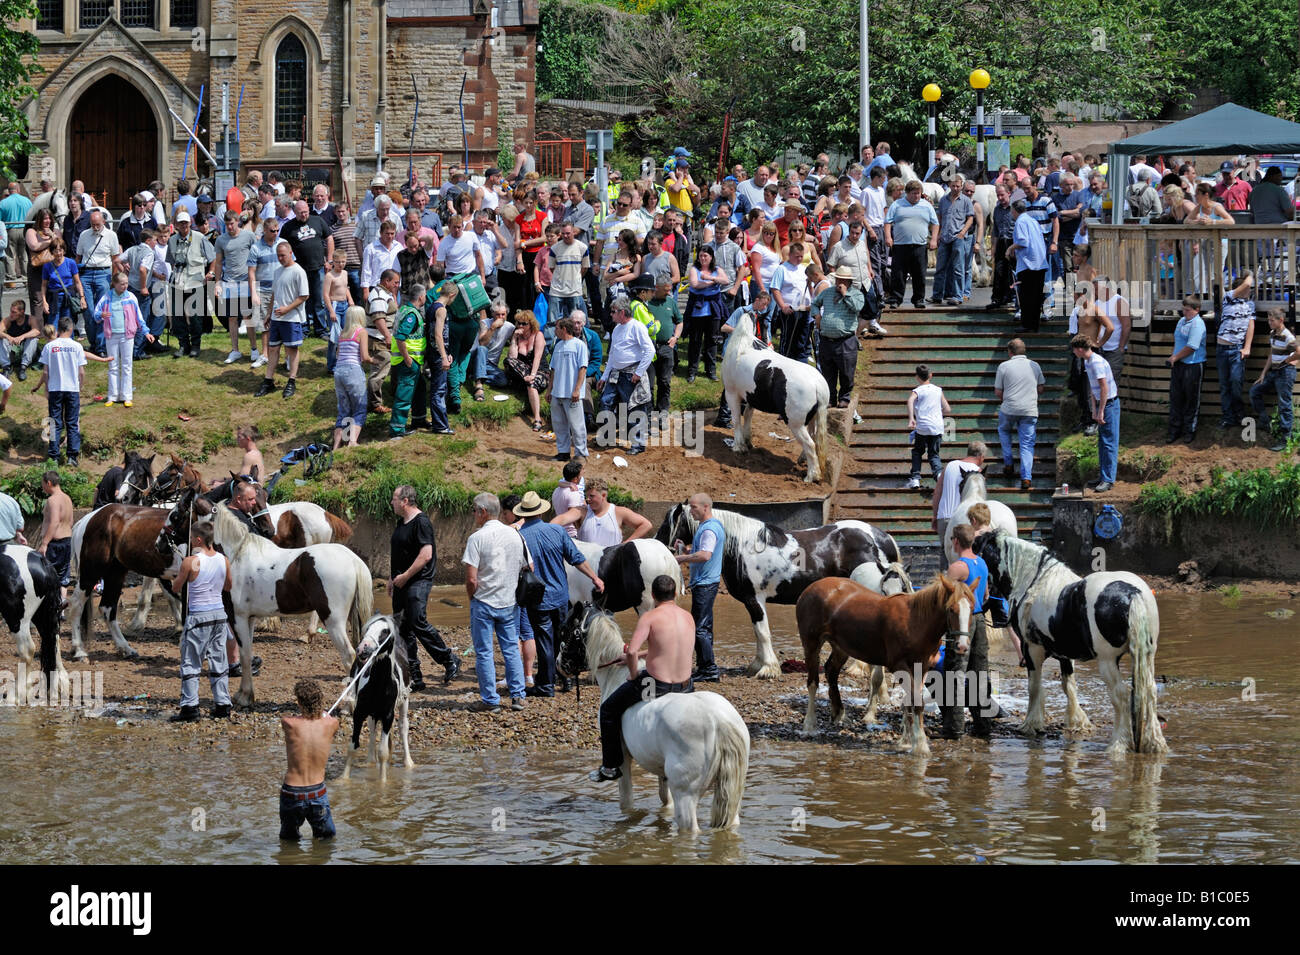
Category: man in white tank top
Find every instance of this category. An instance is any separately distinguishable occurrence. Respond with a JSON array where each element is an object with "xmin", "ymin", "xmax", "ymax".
[
  {"xmin": 170, "ymin": 523, "xmax": 234, "ymax": 722},
  {"xmin": 571, "ymin": 477, "xmax": 652, "ymax": 546}
]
